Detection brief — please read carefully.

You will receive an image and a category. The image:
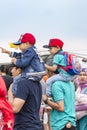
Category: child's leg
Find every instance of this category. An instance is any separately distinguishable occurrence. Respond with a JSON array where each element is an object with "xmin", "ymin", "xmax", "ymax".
[
  {"xmin": 46, "ymin": 74, "xmax": 66, "ymax": 96},
  {"xmin": 60, "ymin": 73, "xmax": 74, "ymax": 81}
]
